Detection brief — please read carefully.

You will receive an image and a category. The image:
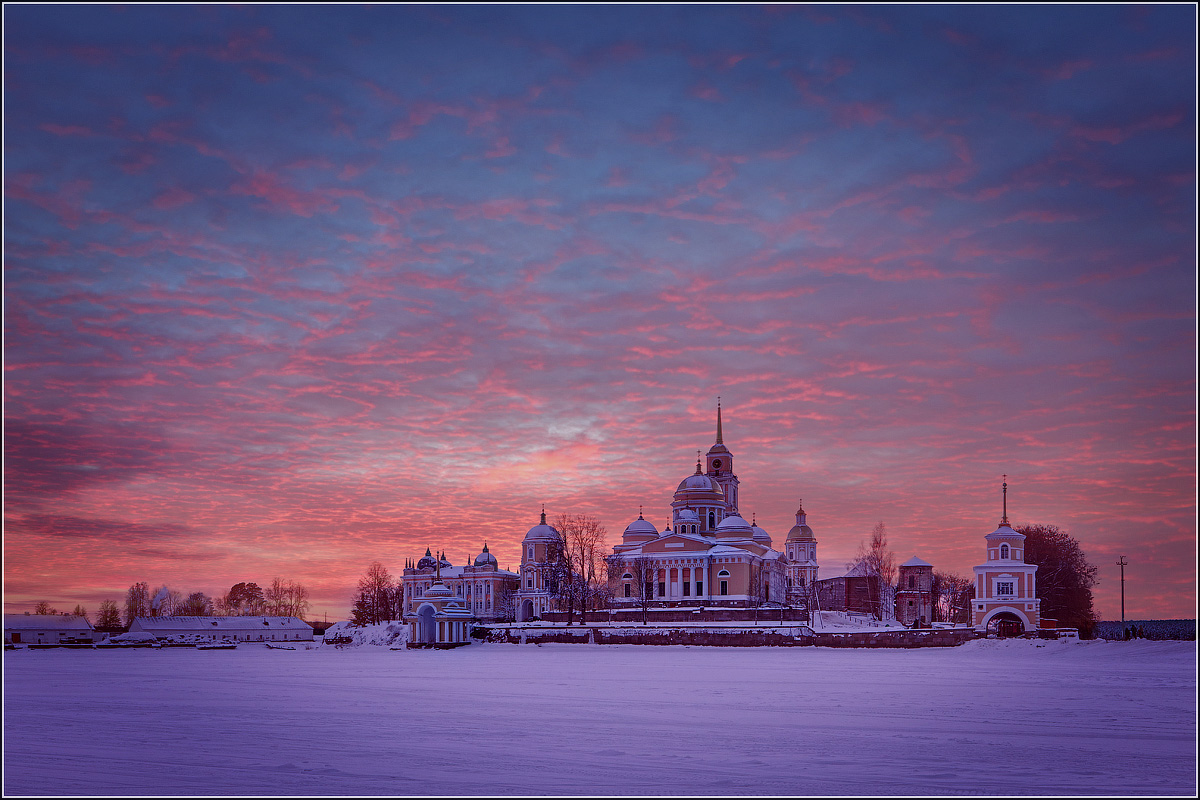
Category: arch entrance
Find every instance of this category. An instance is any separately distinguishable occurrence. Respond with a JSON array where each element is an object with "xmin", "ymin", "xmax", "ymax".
[
  {"xmin": 986, "ymin": 610, "xmax": 1026, "ymax": 637},
  {"xmin": 416, "ymin": 604, "xmax": 436, "ymax": 644},
  {"xmin": 517, "ymin": 599, "xmax": 534, "ymax": 623}
]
